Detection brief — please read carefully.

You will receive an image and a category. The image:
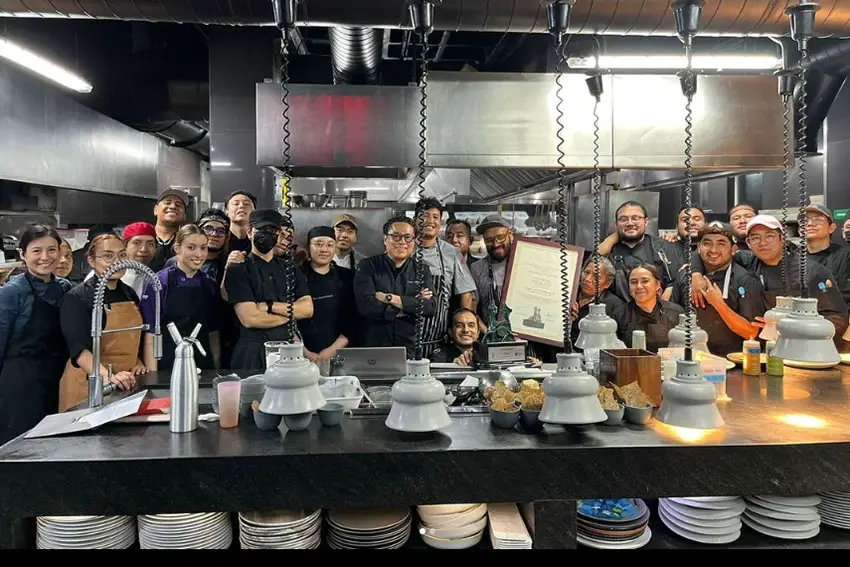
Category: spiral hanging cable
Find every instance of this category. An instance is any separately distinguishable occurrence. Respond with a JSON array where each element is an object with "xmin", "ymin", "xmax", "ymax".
[
  {"xmin": 554, "ymin": 39, "xmax": 573, "ymax": 353},
  {"xmin": 591, "ymin": 97, "xmax": 602, "ymax": 304},
  {"xmin": 279, "ymin": 34, "xmax": 296, "ymax": 340},
  {"xmin": 781, "ymin": 89, "xmax": 792, "ymax": 296},
  {"xmin": 413, "ymin": 32, "xmax": 430, "ymax": 361},
  {"xmin": 797, "ymin": 56, "xmax": 809, "ymax": 298},
  {"xmin": 681, "ymin": 54, "xmax": 696, "ymax": 361}
]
